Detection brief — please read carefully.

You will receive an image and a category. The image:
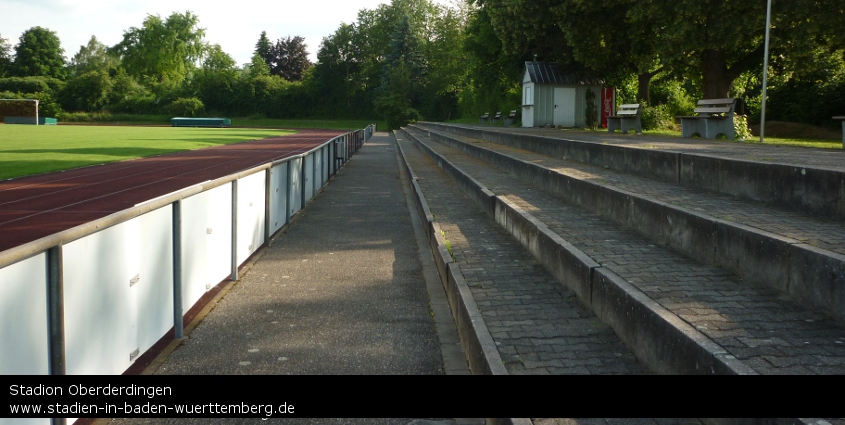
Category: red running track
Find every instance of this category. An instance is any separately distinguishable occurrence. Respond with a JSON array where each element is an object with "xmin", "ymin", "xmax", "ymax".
[{"xmin": 0, "ymin": 129, "xmax": 344, "ymax": 253}]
